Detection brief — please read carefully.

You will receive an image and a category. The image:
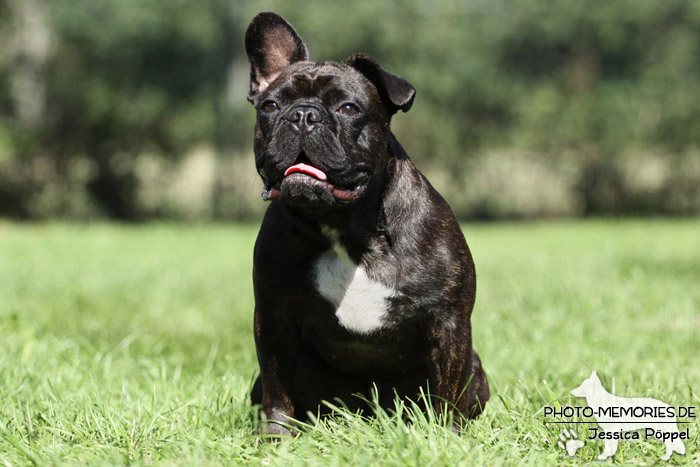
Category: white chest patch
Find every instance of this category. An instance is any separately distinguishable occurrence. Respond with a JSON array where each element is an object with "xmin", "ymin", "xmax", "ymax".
[{"xmin": 313, "ymin": 243, "xmax": 395, "ymax": 334}]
